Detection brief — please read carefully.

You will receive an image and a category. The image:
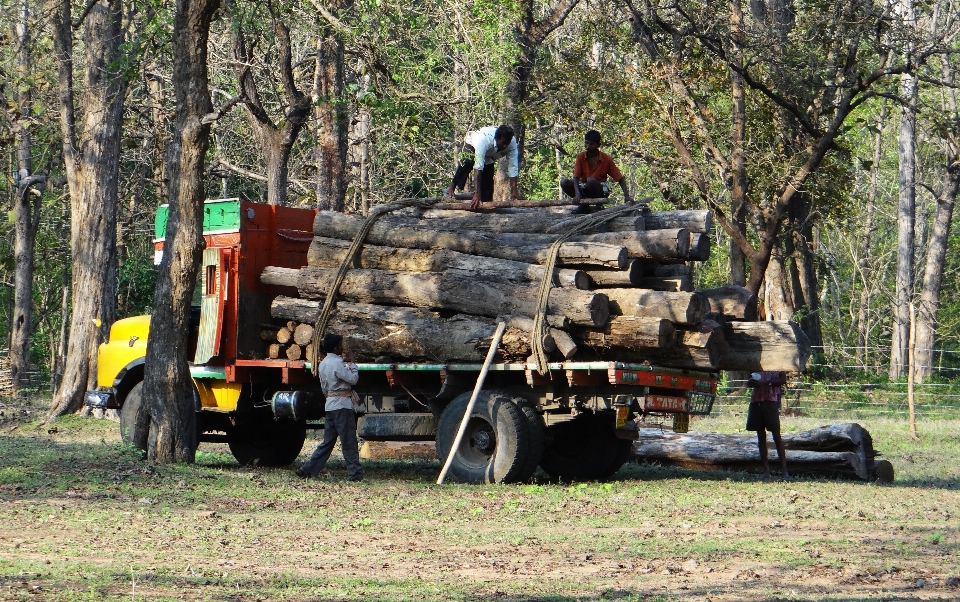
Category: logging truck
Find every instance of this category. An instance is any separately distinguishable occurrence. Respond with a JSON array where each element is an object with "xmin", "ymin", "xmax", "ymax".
[{"xmin": 86, "ymin": 198, "xmax": 721, "ymax": 483}]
